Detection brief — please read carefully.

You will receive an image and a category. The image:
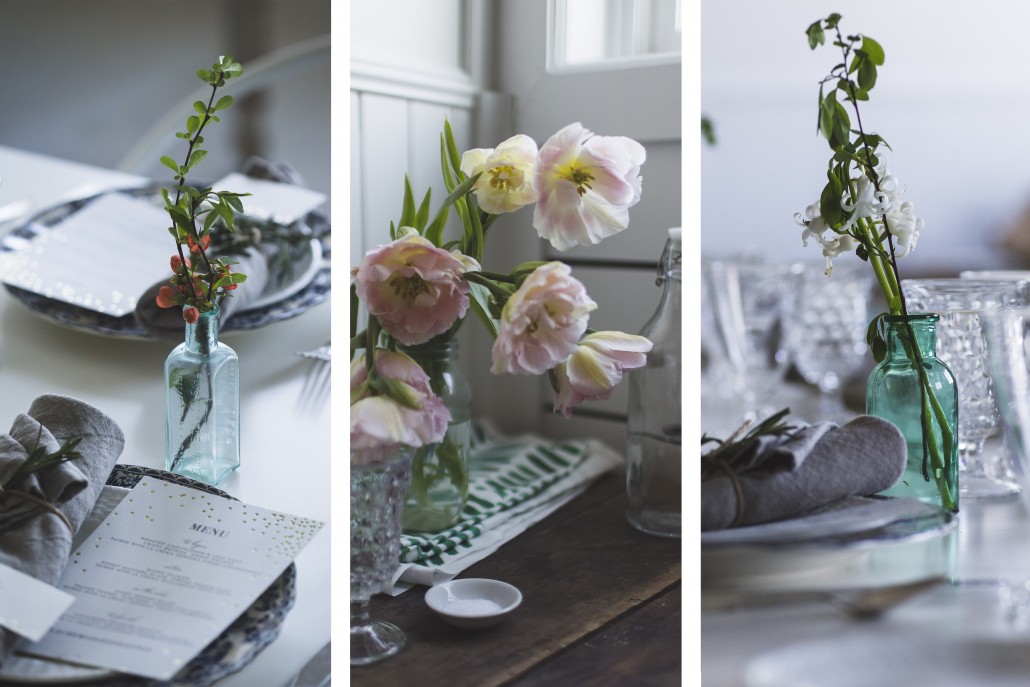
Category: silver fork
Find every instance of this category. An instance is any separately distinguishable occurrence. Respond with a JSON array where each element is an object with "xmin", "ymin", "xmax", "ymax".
[{"xmin": 297, "ymin": 342, "xmax": 331, "ymax": 413}]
